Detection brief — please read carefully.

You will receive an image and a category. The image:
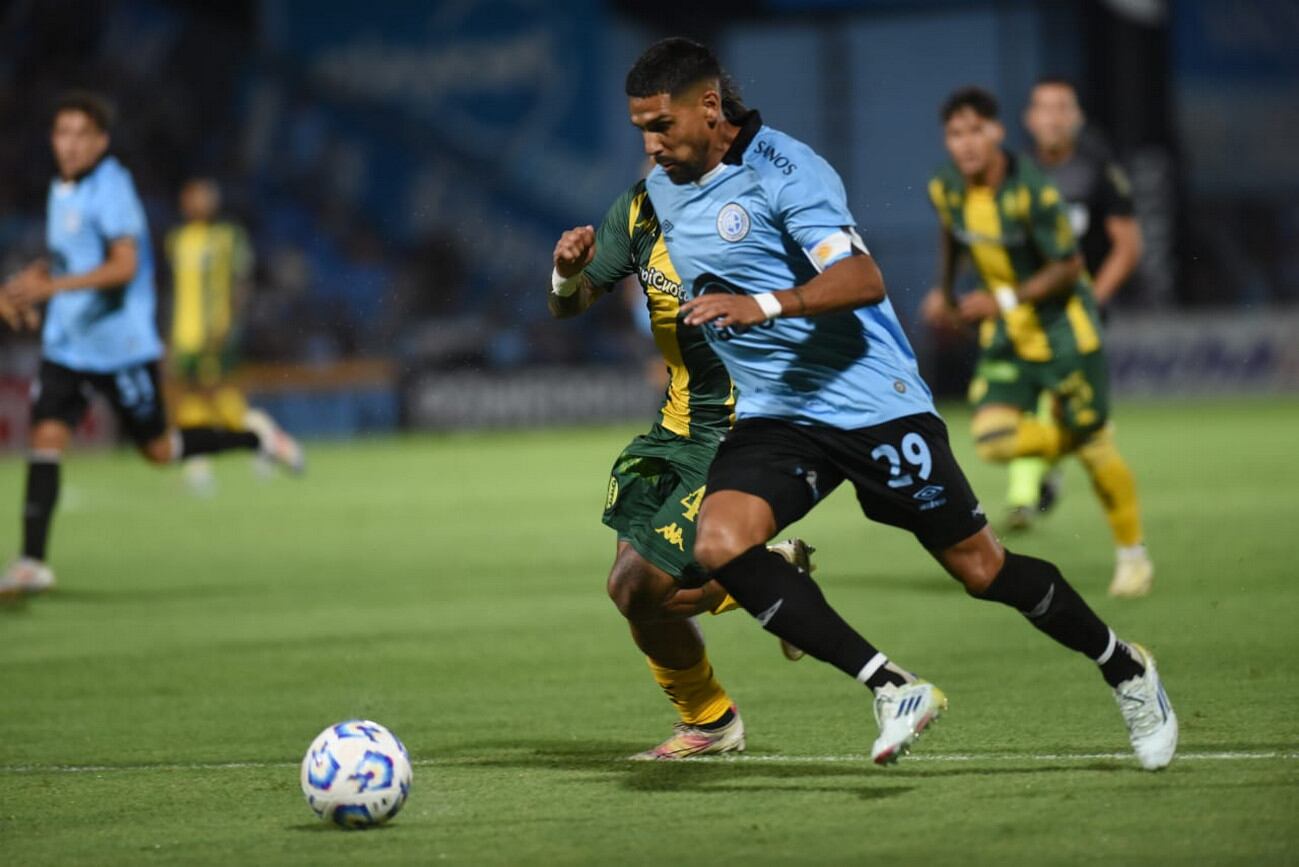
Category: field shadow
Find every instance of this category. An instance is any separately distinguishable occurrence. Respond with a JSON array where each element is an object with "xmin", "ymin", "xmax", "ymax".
[
  {"xmin": 451, "ymin": 739, "xmax": 914, "ymax": 799},
  {"xmin": 285, "ymin": 821, "xmax": 404, "ymax": 833}
]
